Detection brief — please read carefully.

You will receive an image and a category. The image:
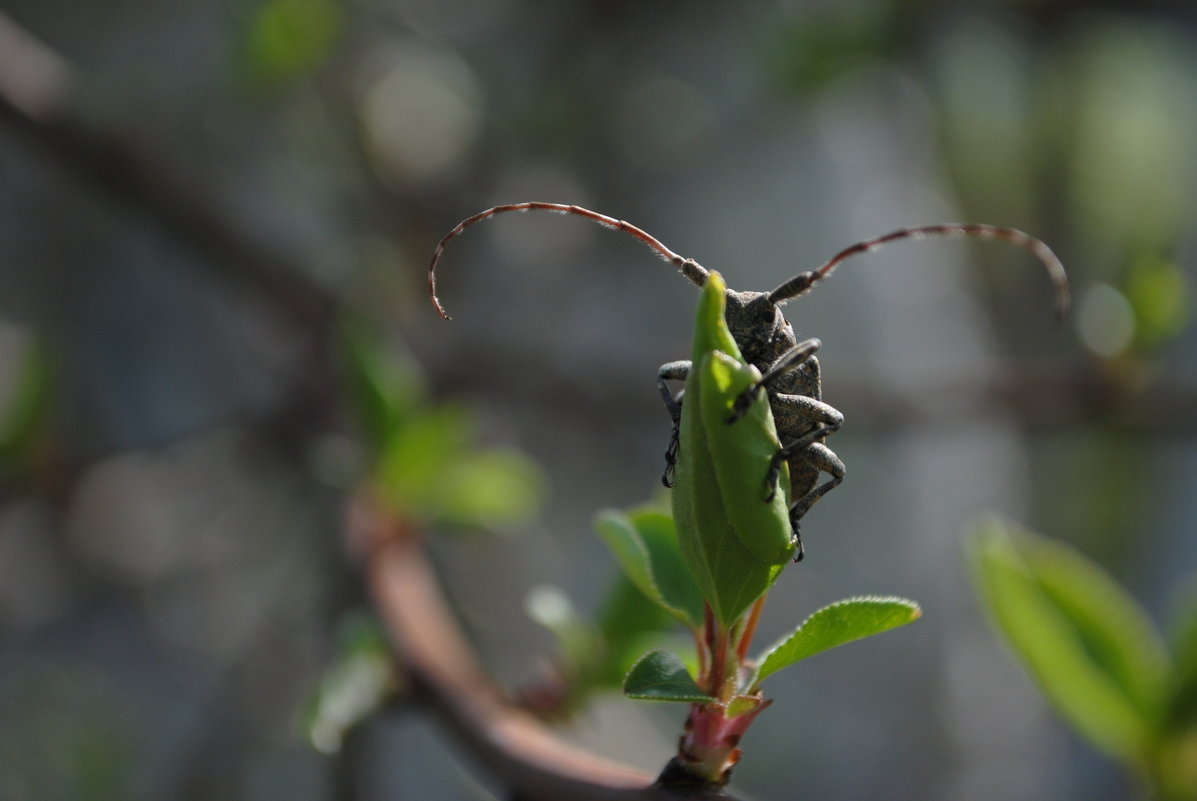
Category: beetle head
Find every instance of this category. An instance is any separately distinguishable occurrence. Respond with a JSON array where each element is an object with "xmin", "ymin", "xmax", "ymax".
[{"xmin": 723, "ymin": 289, "xmax": 792, "ymax": 367}]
